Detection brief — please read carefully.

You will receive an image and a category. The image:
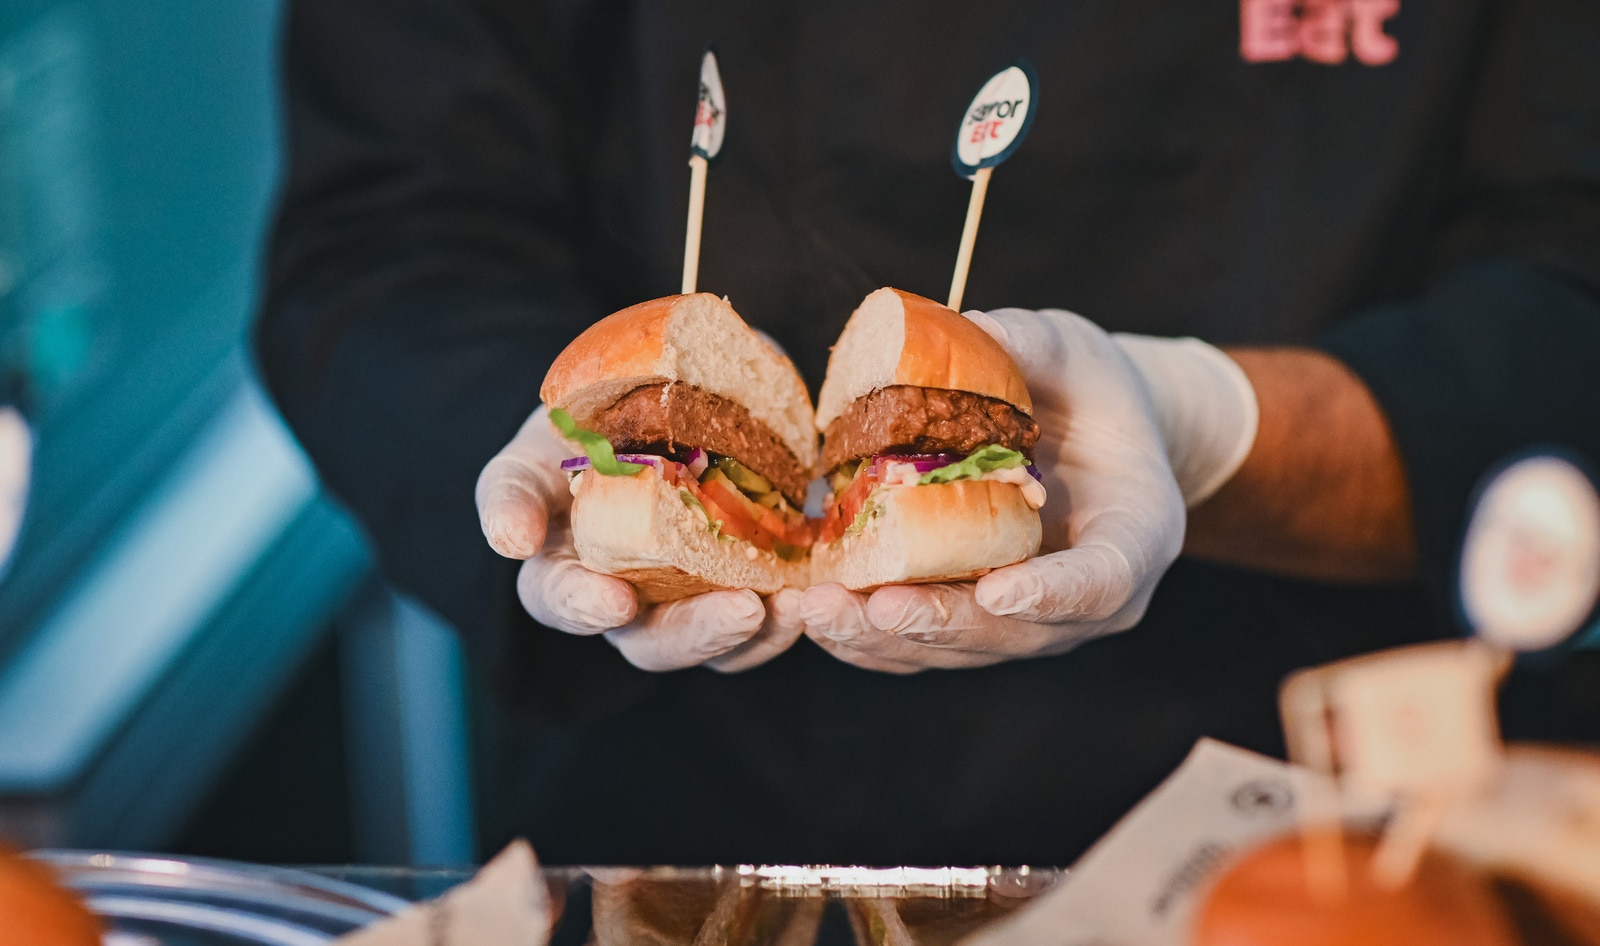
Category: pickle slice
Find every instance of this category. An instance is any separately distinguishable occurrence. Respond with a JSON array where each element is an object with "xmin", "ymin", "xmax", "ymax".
[
  {"xmin": 710, "ymin": 456, "xmax": 775, "ymax": 497},
  {"xmin": 700, "ymin": 468, "xmax": 770, "ymax": 521}
]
